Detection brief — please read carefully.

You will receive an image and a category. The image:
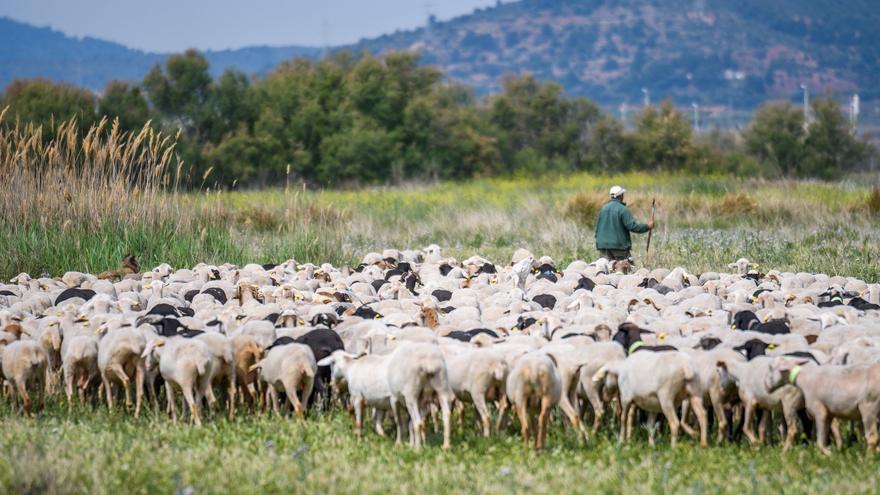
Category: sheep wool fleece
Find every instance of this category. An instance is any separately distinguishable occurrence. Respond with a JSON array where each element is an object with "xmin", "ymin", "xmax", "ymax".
[{"xmin": 595, "ymin": 198, "xmax": 649, "ymax": 251}]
